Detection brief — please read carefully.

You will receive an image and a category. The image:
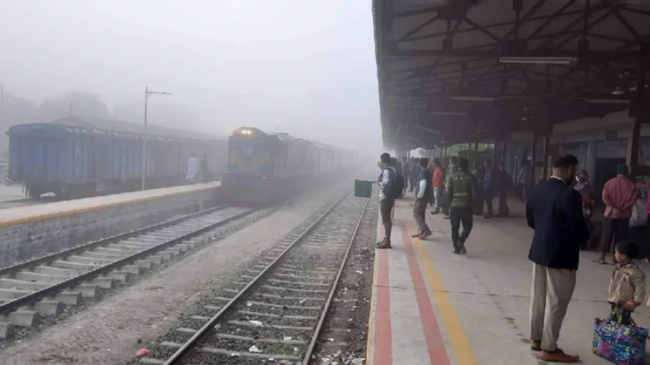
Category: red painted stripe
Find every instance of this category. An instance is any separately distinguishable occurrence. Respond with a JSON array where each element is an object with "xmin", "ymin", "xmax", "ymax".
[
  {"xmin": 373, "ymin": 247, "xmax": 393, "ymax": 365},
  {"xmin": 400, "ymin": 222, "xmax": 452, "ymax": 365}
]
